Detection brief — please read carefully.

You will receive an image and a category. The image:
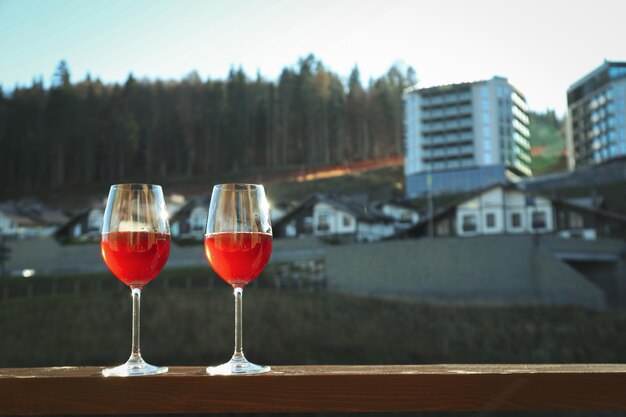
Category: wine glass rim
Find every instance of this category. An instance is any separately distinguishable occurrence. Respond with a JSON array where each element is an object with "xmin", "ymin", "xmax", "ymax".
[
  {"xmin": 213, "ymin": 183, "xmax": 264, "ymax": 189},
  {"xmin": 111, "ymin": 183, "xmax": 163, "ymax": 189}
]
